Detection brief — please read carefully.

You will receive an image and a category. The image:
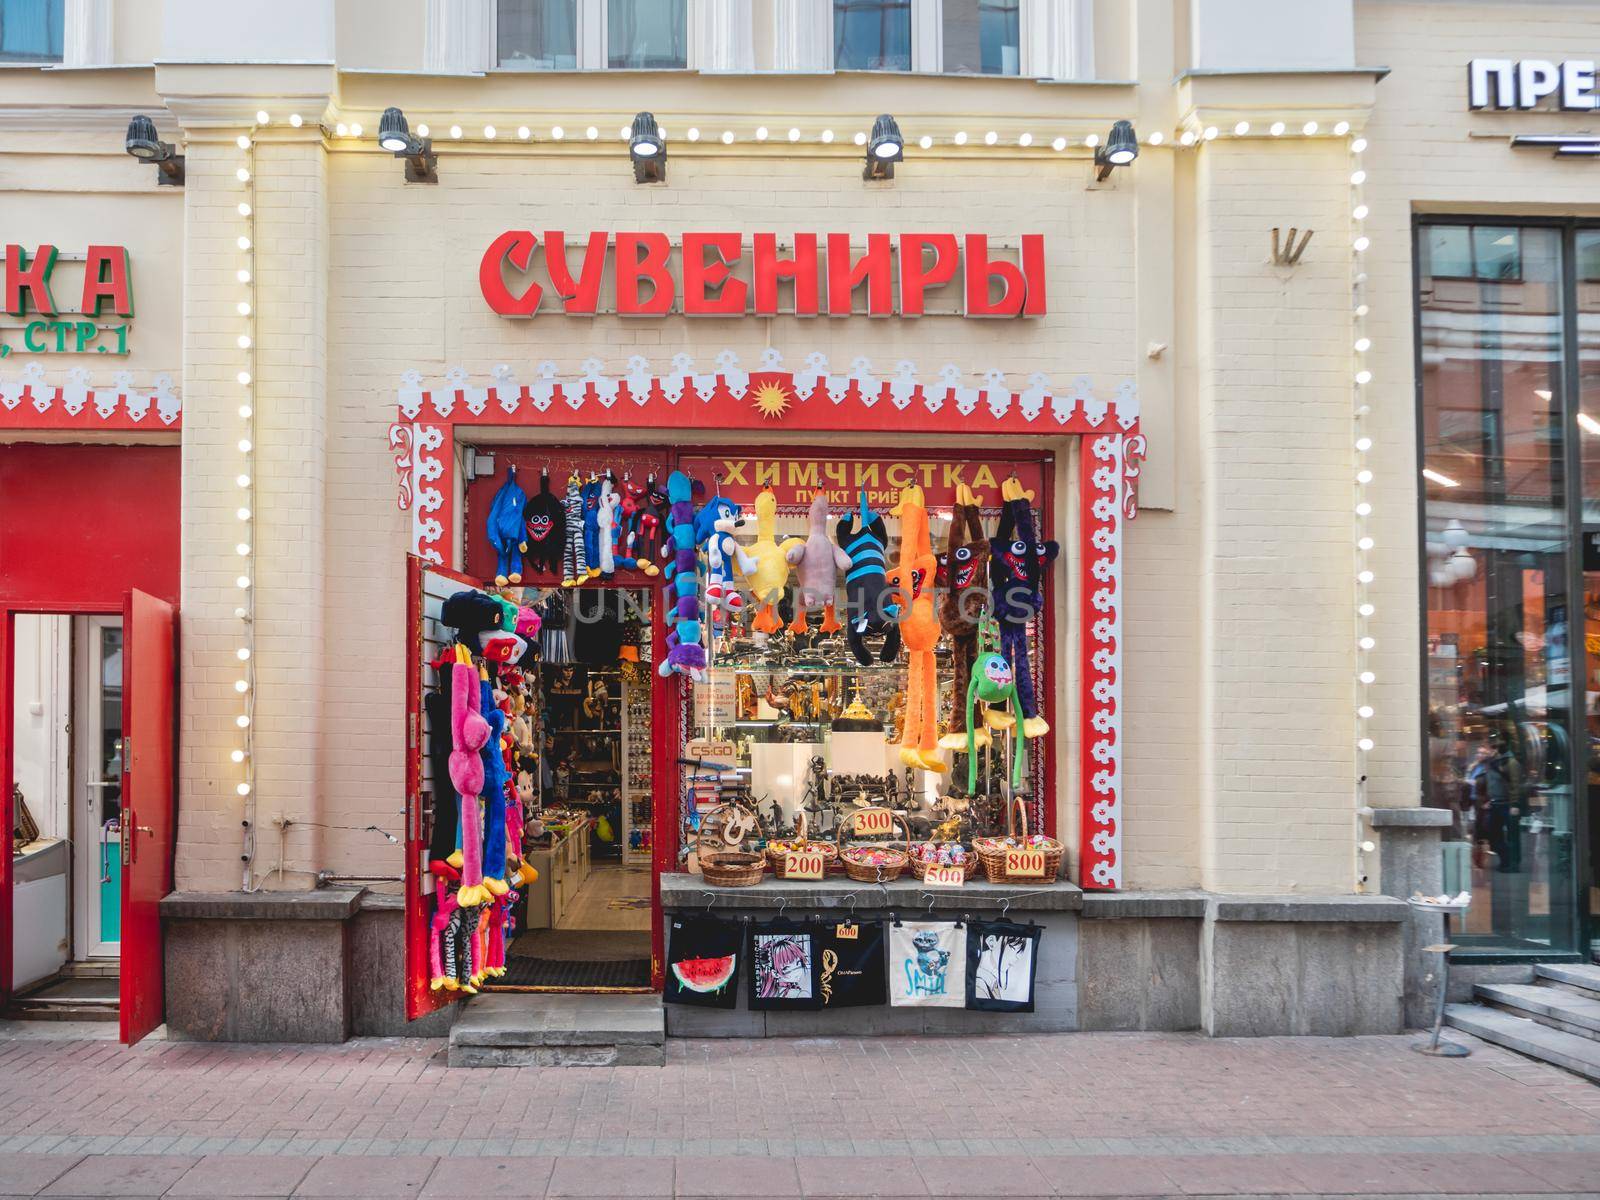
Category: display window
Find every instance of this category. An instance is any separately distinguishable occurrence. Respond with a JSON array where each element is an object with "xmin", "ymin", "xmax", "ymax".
[{"xmin": 394, "ymin": 357, "xmax": 1144, "ymax": 1019}]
